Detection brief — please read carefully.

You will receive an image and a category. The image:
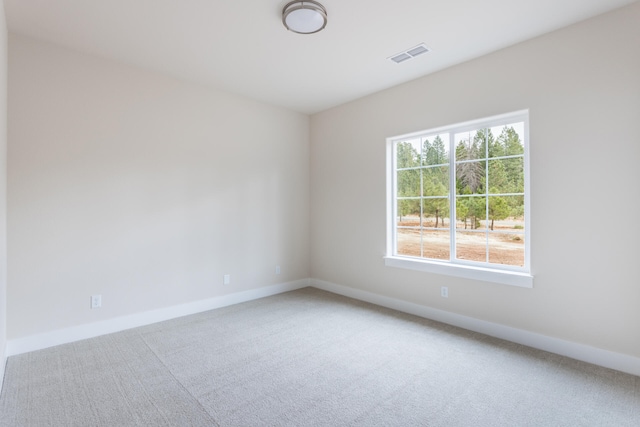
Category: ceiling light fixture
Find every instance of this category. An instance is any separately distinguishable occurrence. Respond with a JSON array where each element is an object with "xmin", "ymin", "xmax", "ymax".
[{"xmin": 282, "ymin": 1, "xmax": 328, "ymax": 34}]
